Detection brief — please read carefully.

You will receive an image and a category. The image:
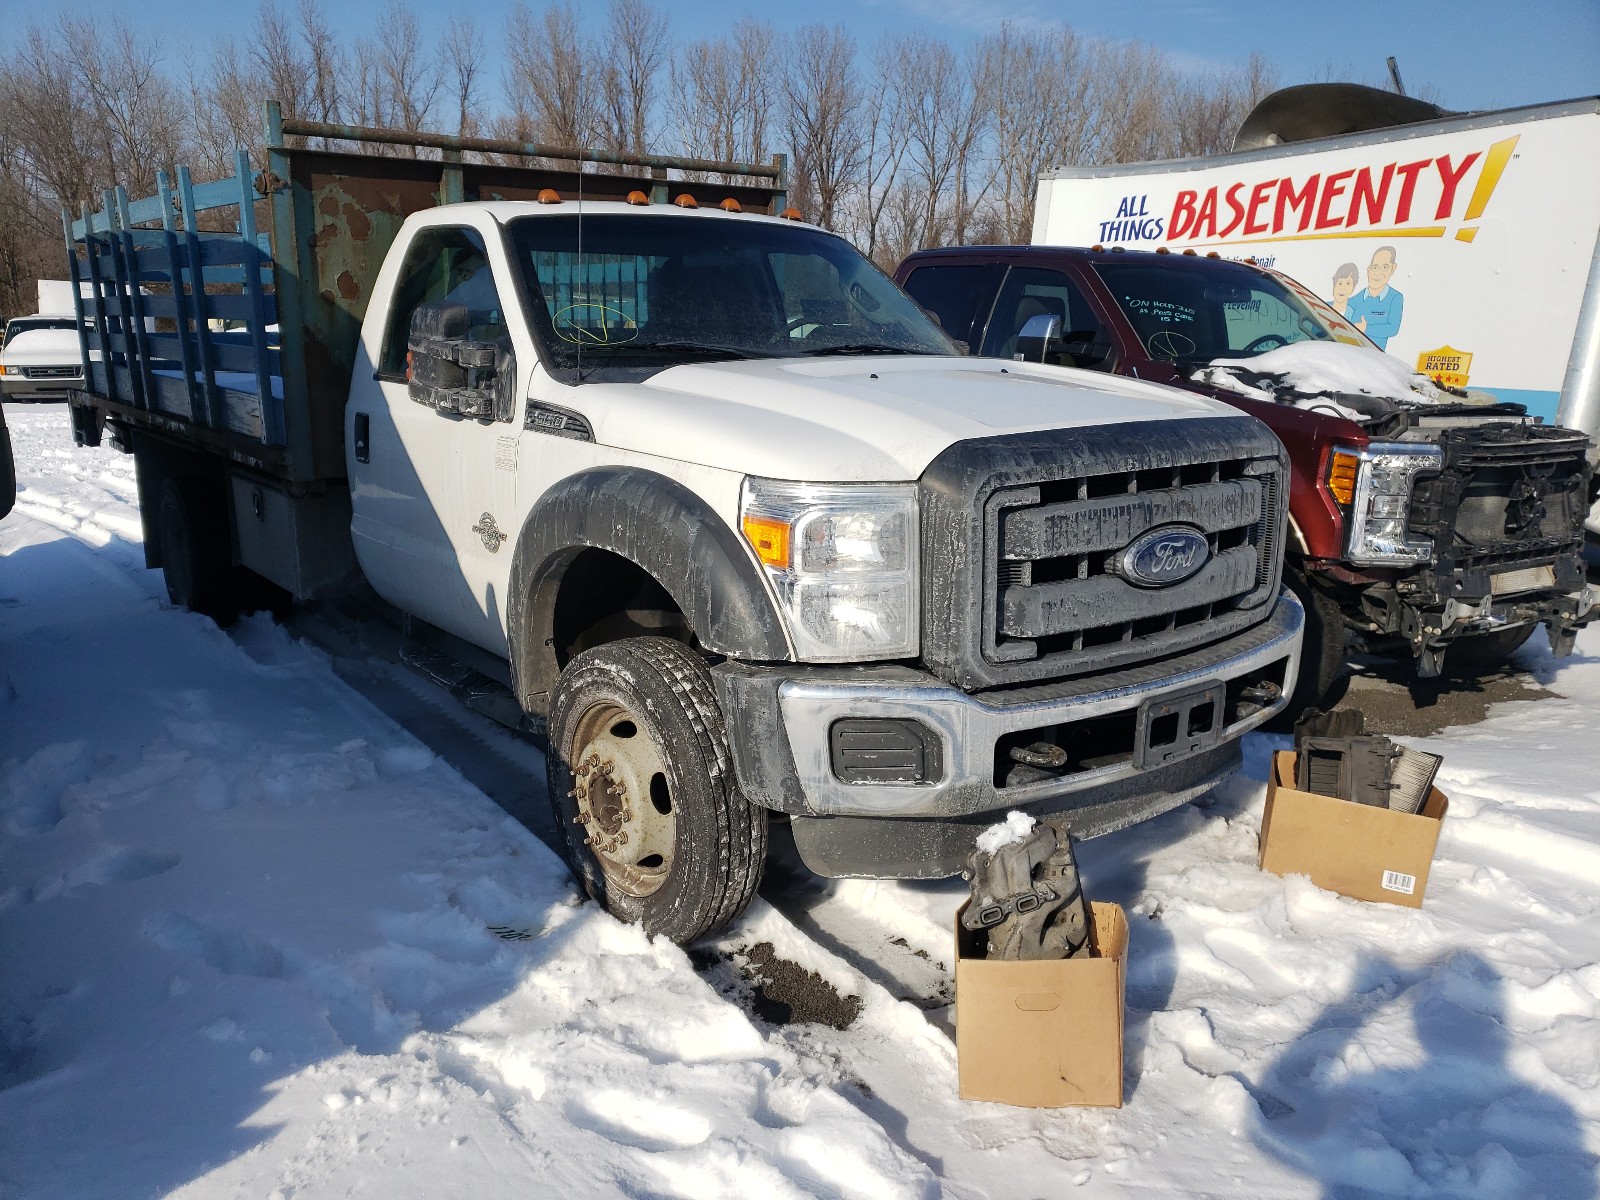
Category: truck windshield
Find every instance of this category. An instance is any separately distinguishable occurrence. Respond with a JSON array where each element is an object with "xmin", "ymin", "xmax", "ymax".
[
  {"xmin": 4, "ymin": 317, "xmax": 77, "ymax": 341},
  {"xmin": 506, "ymin": 214, "xmax": 956, "ymax": 368},
  {"xmin": 1093, "ymin": 259, "xmax": 1368, "ymax": 367}
]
